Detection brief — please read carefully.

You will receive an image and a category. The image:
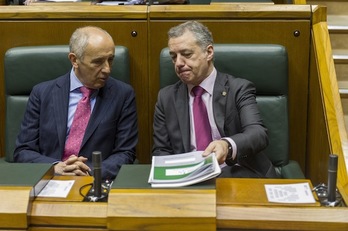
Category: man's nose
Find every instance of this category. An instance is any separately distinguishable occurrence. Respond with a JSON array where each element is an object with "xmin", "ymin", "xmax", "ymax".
[
  {"xmin": 175, "ymin": 55, "xmax": 185, "ymax": 67},
  {"xmin": 102, "ymin": 61, "xmax": 112, "ymax": 73}
]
